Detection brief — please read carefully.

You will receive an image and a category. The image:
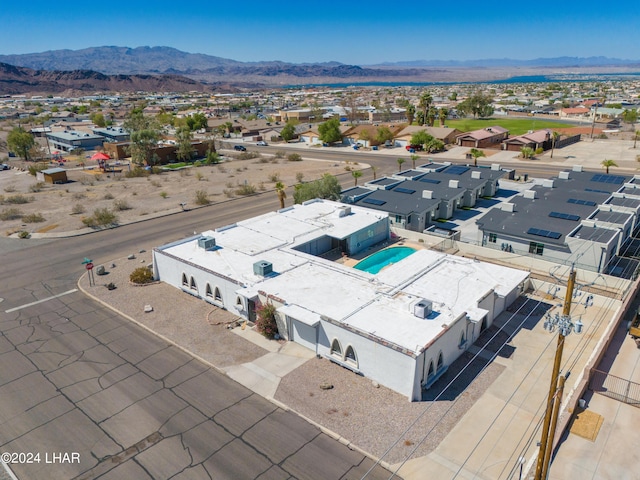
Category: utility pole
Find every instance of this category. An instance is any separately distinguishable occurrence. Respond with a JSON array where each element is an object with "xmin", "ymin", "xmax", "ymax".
[{"xmin": 534, "ymin": 268, "xmax": 583, "ymax": 480}]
